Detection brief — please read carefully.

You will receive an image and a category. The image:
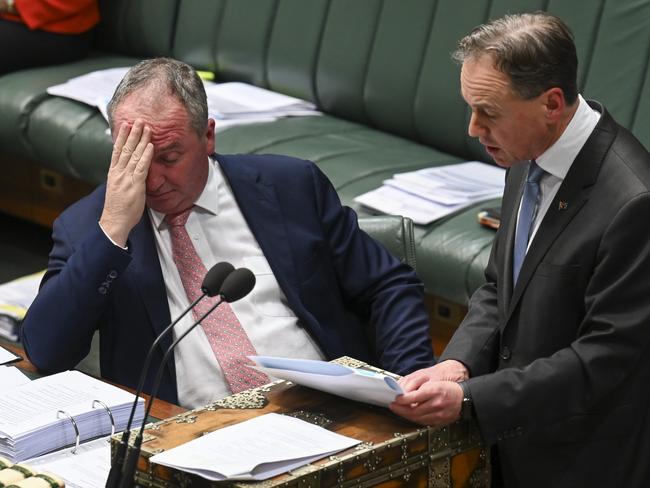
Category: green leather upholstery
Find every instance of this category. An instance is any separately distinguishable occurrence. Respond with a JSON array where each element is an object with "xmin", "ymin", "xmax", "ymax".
[
  {"xmin": 1, "ymin": 0, "xmax": 649, "ymax": 308},
  {"xmin": 357, "ymin": 216, "xmax": 417, "ymax": 271}
]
